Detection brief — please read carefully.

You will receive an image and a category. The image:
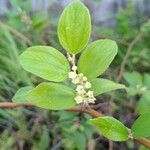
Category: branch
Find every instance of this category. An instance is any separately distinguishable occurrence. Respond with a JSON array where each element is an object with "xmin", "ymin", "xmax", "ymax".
[
  {"xmin": 0, "ymin": 102, "xmax": 33, "ymax": 108},
  {"xmin": 0, "ymin": 102, "xmax": 149, "ymax": 149},
  {"xmin": 136, "ymin": 138, "xmax": 150, "ymax": 149},
  {"xmin": 67, "ymin": 106, "xmax": 103, "ymax": 118},
  {"xmin": 108, "ymin": 32, "xmax": 142, "ymax": 114},
  {"xmin": 117, "ymin": 32, "xmax": 141, "ymax": 82}
]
